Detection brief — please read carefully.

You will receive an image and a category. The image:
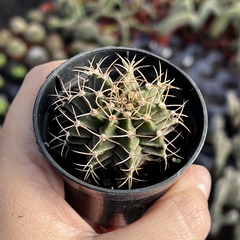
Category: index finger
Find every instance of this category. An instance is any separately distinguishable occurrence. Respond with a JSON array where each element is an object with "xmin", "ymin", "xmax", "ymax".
[{"xmin": 1, "ymin": 61, "xmax": 65, "ymax": 164}]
